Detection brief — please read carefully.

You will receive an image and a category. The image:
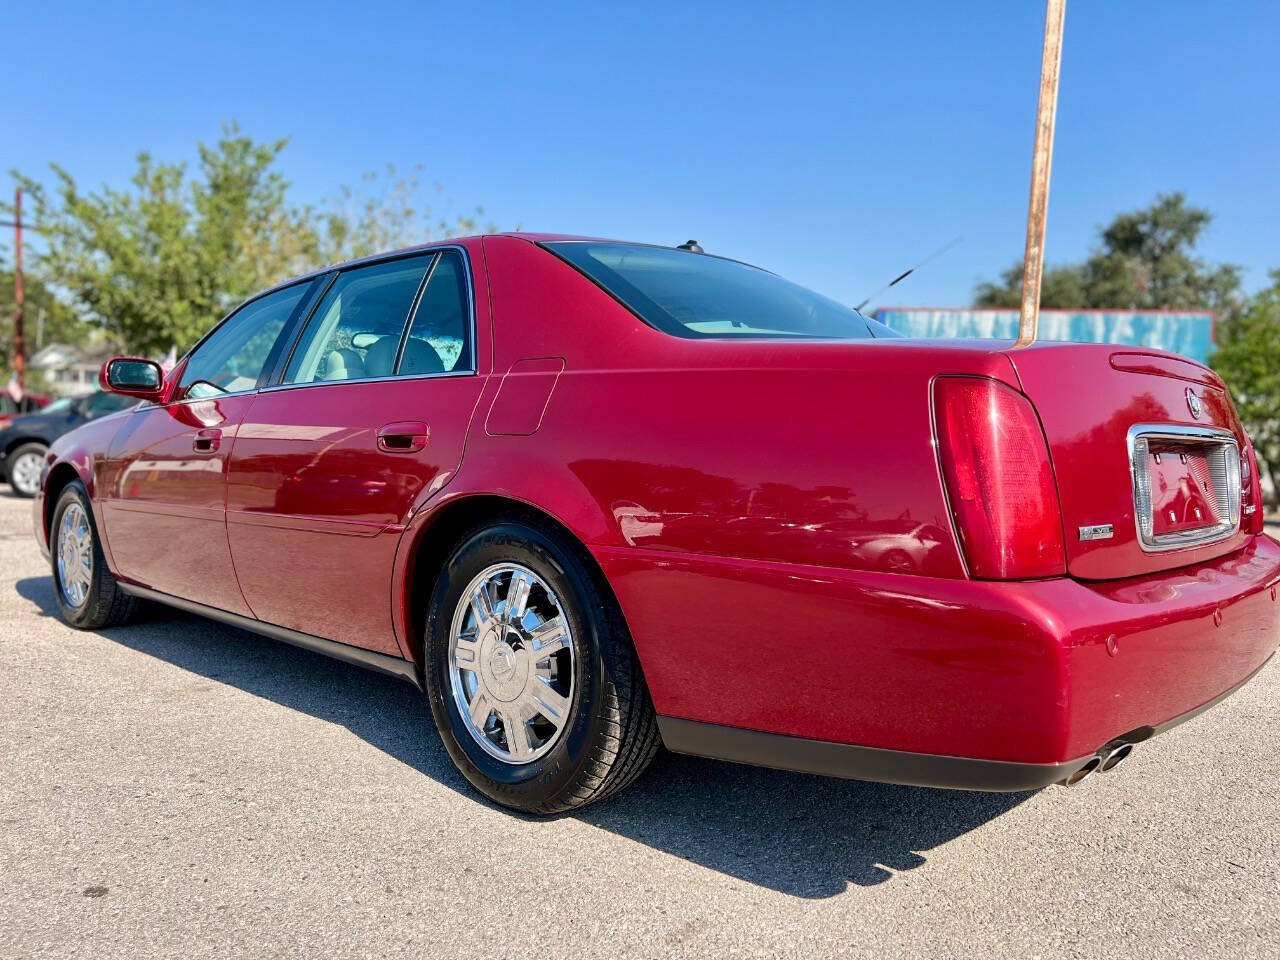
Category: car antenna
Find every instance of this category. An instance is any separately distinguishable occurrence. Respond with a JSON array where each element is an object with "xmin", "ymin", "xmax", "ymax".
[
  {"xmin": 854, "ymin": 235, "xmax": 963, "ymax": 312},
  {"xmin": 676, "ymin": 239, "xmax": 704, "ymax": 253}
]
